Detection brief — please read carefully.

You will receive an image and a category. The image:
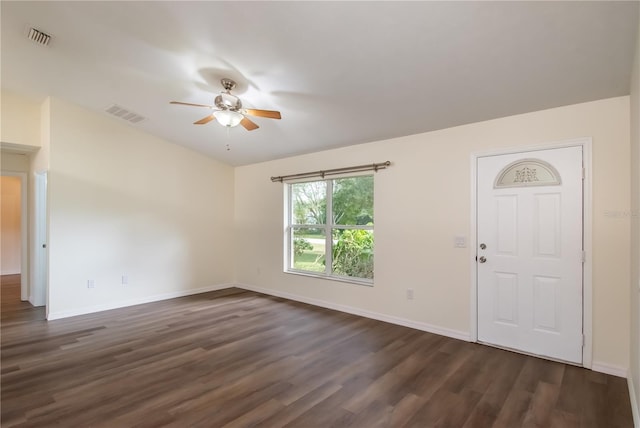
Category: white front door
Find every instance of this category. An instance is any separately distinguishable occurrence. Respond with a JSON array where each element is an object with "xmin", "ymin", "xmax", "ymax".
[{"xmin": 477, "ymin": 146, "xmax": 583, "ymax": 364}]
